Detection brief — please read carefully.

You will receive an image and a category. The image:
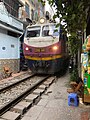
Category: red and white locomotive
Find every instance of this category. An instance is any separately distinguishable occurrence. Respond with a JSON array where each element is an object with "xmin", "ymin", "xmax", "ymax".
[{"xmin": 23, "ymin": 18, "xmax": 69, "ymax": 74}]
